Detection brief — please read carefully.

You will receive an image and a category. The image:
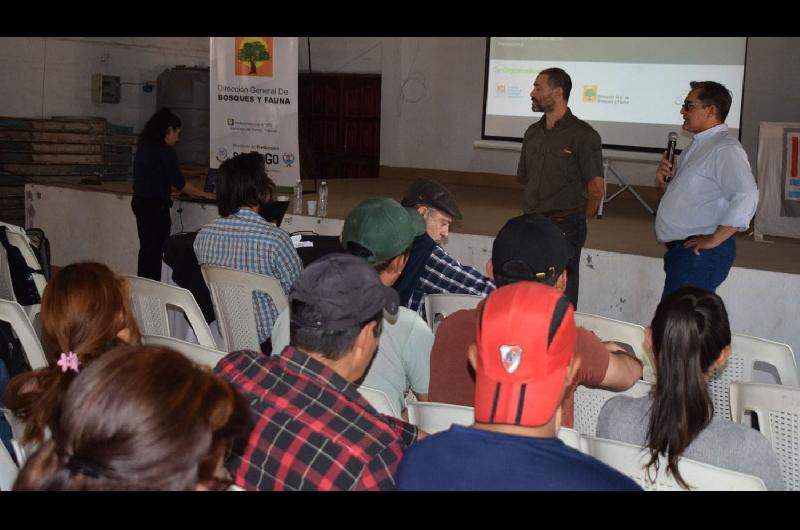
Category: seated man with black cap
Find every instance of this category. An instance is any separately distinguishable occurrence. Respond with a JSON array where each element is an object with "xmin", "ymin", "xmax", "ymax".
[
  {"xmin": 395, "ymin": 177, "xmax": 495, "ymax": 317},
  {"xmin": 215, "ymin": 253, "xmax": 423, "ymax": 491},
  {"xmin": 396, "ymin": 281, "xmax": 640, "ymax": 491},
  {"xmin": 271, "ymin": 197, "xmax": 434, "ymax": 417},
  {"xmin": 427, "ymin": 214, "xmax": 642, "ymax": 428}
]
